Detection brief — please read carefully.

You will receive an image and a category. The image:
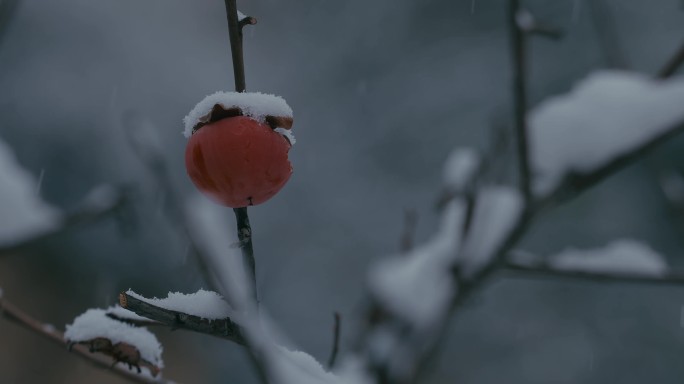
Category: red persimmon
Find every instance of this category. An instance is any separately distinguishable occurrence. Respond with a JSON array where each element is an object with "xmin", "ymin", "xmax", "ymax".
[{"xmin": 185, "ymin": 116, "xmax": 292, "ymax": 208}]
